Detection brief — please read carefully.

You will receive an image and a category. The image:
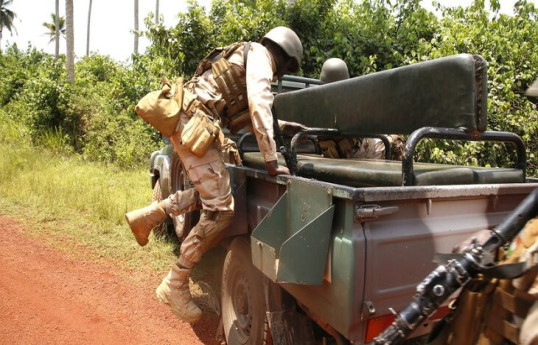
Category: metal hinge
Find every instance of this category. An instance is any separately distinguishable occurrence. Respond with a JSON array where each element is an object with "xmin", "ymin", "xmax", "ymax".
[{"xmin": 355, "ymin": 204, "xmax": 399, "ymax": 221}]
